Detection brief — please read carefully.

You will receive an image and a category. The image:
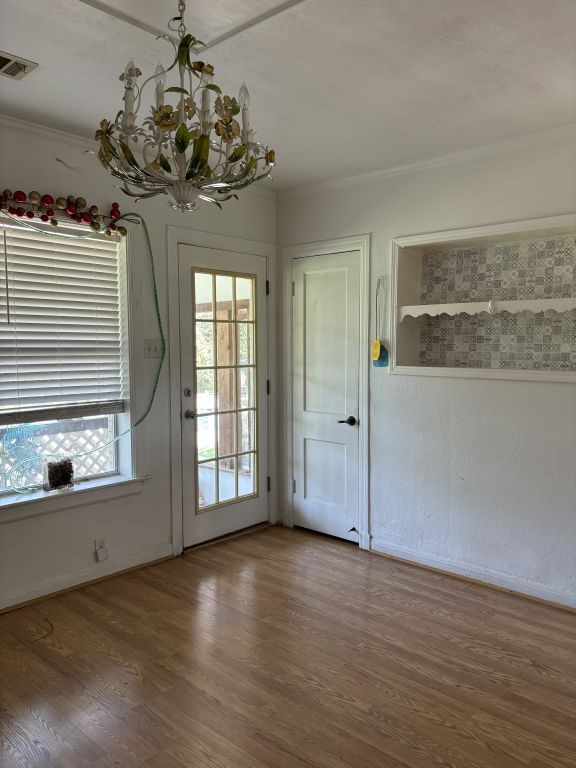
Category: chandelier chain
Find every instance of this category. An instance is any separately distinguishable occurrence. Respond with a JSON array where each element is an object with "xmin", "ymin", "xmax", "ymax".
[{"xmin": 177, "ymin": 0, "xmax": 186, "ymax": 38}]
